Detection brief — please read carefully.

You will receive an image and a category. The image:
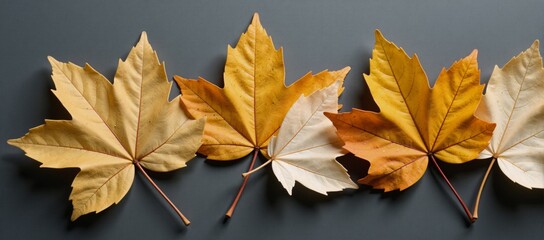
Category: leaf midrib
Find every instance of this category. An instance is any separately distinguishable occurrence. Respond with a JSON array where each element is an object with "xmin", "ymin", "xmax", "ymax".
[
  {"xmin": 495, "ymin": 50, "xmax": 535, "ymax": 154},
  {"xmin": 378, "ymin": 38, "xmax": 428, "ymax": 152},
  {"xmin": 133, "ymin": 40, "xmax": 146, "ymax": 159},
  {"xmin": 429, "ymin": 57, "xmax": 474, "ymax": 151}
]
